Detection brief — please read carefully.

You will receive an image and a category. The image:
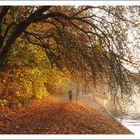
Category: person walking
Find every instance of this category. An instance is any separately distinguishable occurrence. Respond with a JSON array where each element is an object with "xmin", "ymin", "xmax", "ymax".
[{"xmin": 68, "ymin": 89, "xmax": 73, "ymax": 101}]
